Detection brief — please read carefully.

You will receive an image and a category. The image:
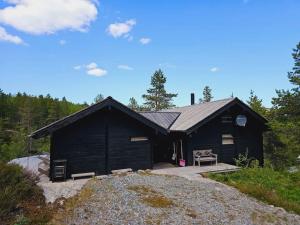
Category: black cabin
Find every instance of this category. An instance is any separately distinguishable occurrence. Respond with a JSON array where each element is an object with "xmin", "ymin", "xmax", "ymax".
[{"xmin": 31, "ymin": 95, "xmax": 267, "ymax": 181}]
